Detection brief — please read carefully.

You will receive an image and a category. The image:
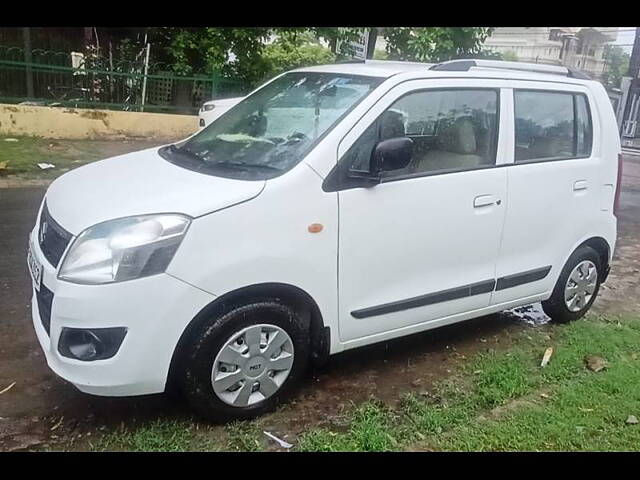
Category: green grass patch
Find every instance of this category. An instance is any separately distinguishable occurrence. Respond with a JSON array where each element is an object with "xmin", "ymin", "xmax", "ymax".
[
  {"xmin": 429, "ymin": 317, "xmax": 640, "ymax": 451},
  {"xmin": 296, "ymin": 315, "xmax": 640, "ymax": 452},
  {"xmin": 224, "ymin": 421, "xmax": 263, "ymax": 452},
  {"xmin": 297, "ymin": 400, "xmax": 400, "ymax": 452},
  {"xmin": 471, "ymin": 350, "xmax": 535, "ymax": 408},
  {"xmin": 0, "ymin": 135, "xmax": 99, "ymax": 177},
  {"xmin": 0, "ymin": 135, "xmax": 160, "ymax": 179},
  {"xmin": 94, "ymin": 419, "xmax": 197, "ymax": 452},
  {"xmin": 433, "ymin": 356, "xmax": 640, "ymax": 450}
]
